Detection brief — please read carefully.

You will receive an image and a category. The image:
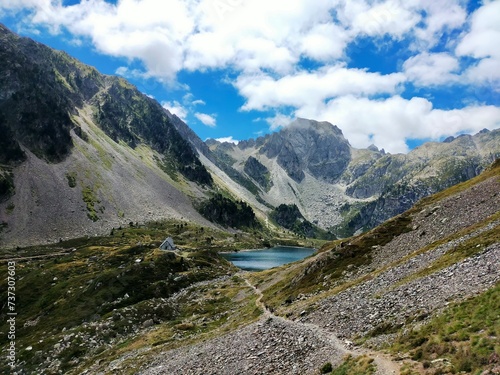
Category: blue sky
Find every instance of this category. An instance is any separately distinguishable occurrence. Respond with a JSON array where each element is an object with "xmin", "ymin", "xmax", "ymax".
[{"xmin": 1, "ymin": 0, "xmax": 499, "ymax": 153}]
